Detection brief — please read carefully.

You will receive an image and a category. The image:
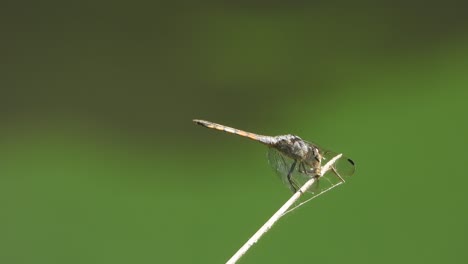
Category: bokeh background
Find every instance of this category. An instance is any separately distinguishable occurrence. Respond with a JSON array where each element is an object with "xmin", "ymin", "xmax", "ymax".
[{"xmin": 2, "ymin": 2, "xmax": 468, "ymax": 264}]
